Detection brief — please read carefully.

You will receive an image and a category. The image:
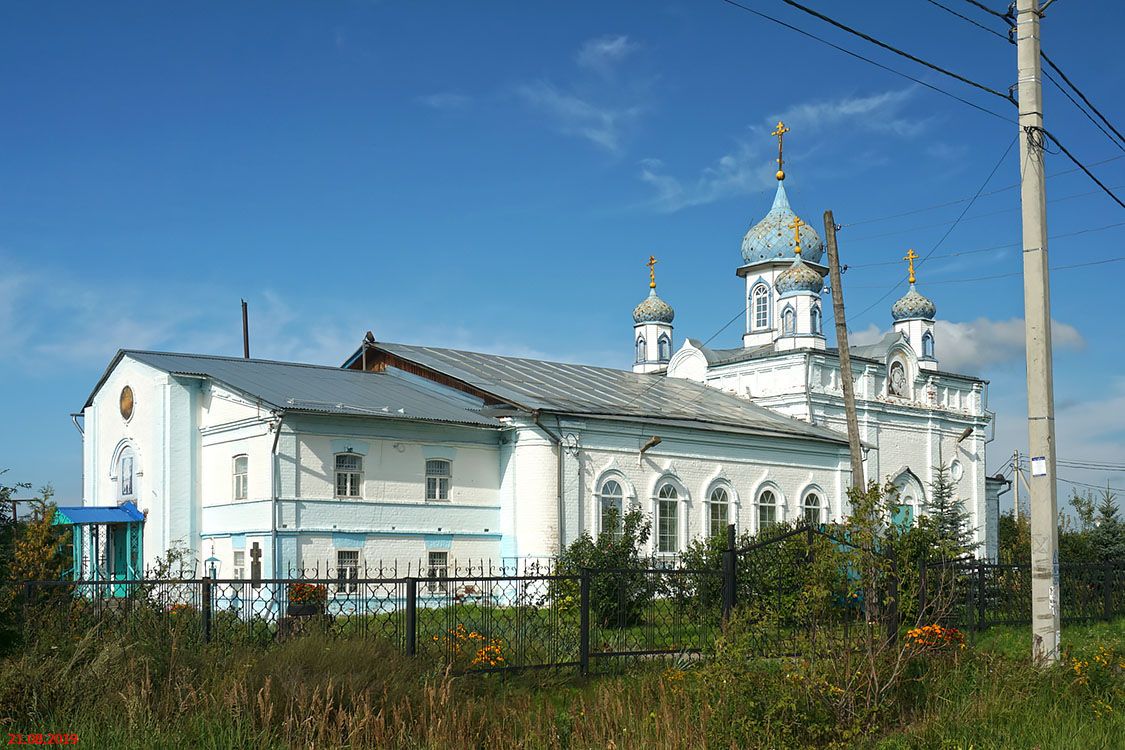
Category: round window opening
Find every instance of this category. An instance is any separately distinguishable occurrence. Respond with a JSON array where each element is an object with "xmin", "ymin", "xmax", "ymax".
[
  {"xmin": 950, "ymin": 460, "xmax": 964, "ymax": 482},
  {"xmin": 120, "ymin": 385, "xmax": 134, "ymax": 421}
]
